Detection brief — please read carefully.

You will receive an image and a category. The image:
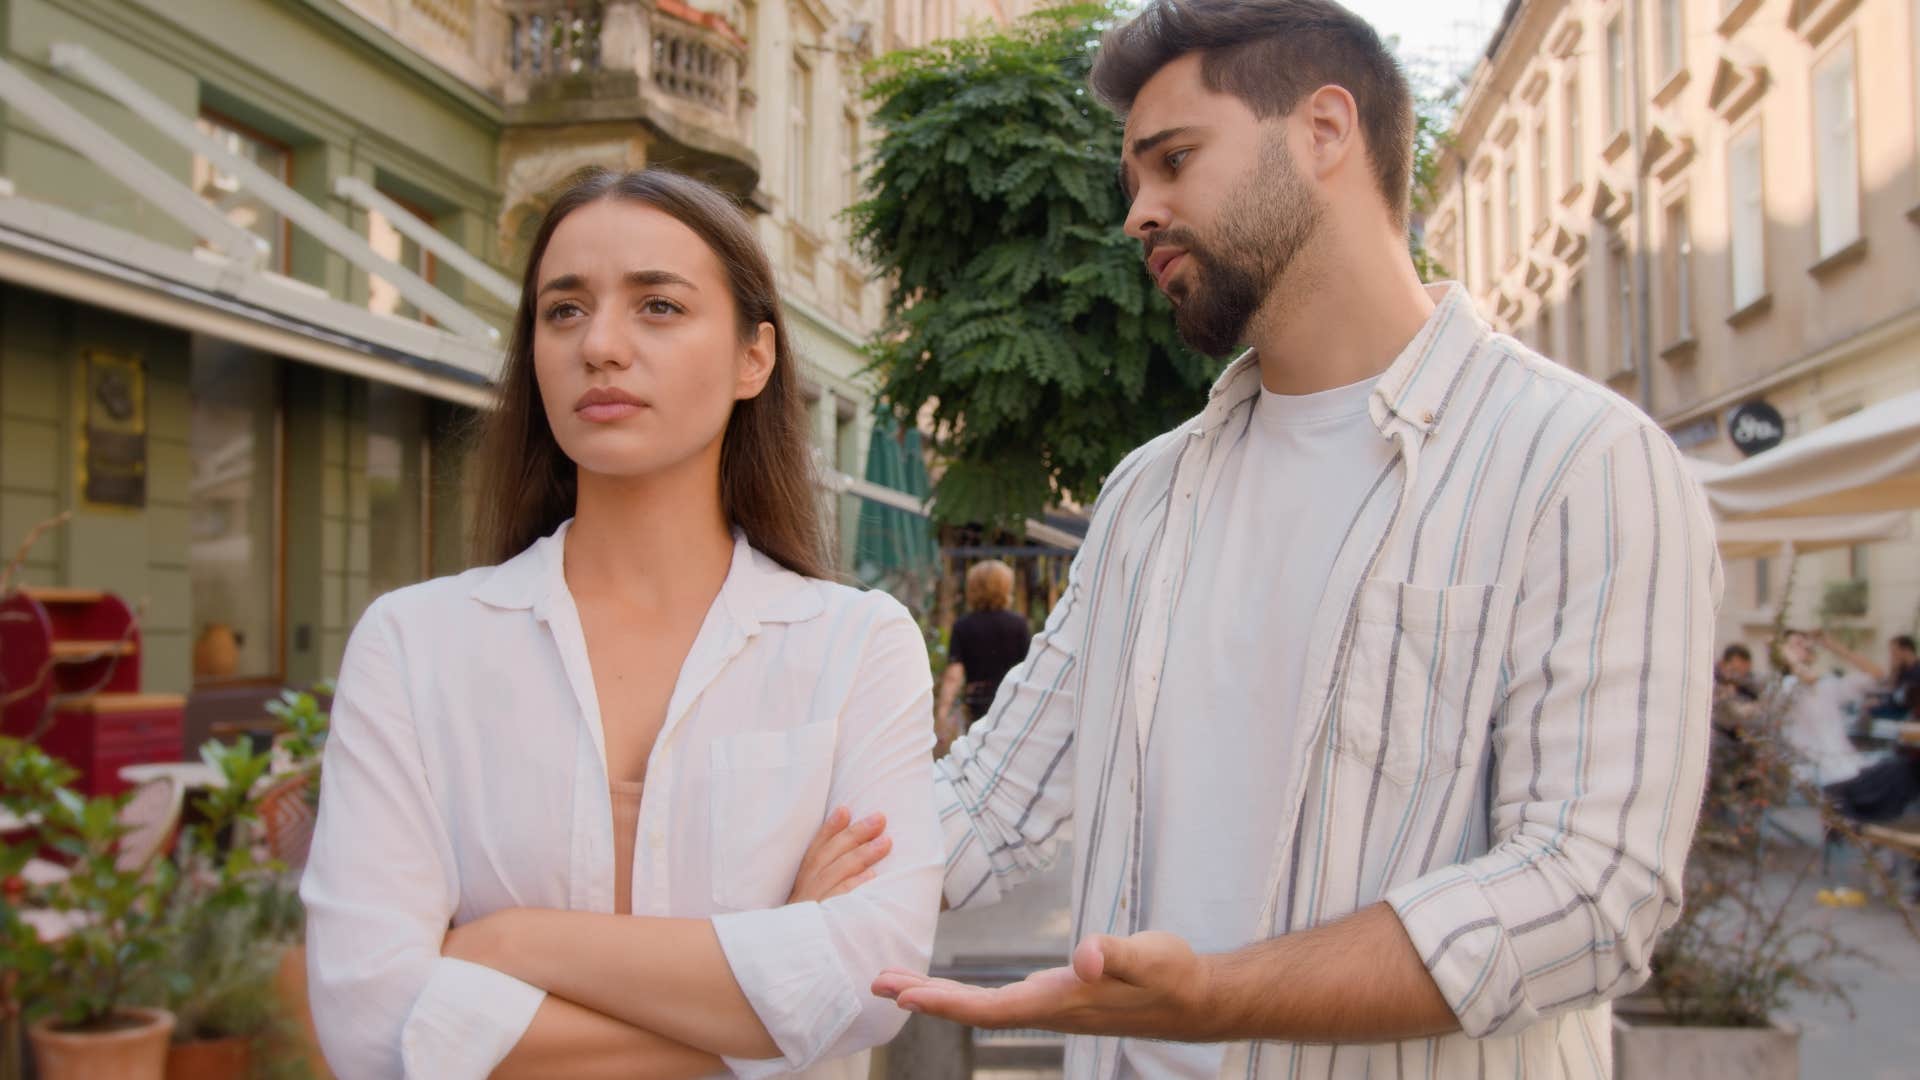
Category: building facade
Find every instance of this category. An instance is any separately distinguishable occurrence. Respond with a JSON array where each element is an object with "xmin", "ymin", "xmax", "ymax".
[
  {"xmin": 0, "ymin": 0, "xmax": 945, "ymax": 738},
  {"xmin": 1431, "ymin": 0, "xmax": 1920, "ymax": 656}
]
